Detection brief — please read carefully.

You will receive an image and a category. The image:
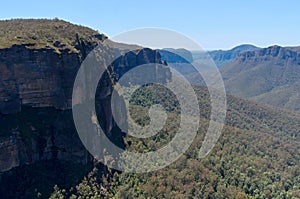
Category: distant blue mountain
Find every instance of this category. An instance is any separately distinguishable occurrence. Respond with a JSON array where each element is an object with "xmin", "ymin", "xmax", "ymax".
[
  {"xmin": 159, "ymin": 48, "xmax": 193, "ymax": 63},
  {"xmin": 193, "ymin": 44, "xmax": 260, "ymax": 67}
]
